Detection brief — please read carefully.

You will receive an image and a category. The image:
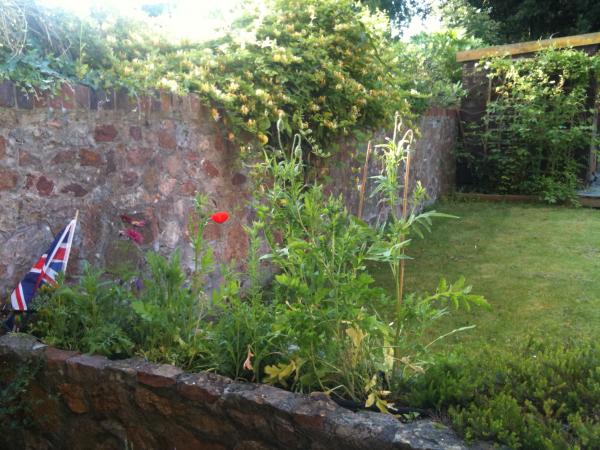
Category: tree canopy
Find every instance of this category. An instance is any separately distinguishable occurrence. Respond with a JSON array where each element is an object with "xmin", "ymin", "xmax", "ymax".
[
  {"xmin": 449, "ymin": 0, "xmax": 600, "ymax": 44},
  {"xmin": 361, "ymin": 0, "xmax": 431, "ymax": 30}
]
